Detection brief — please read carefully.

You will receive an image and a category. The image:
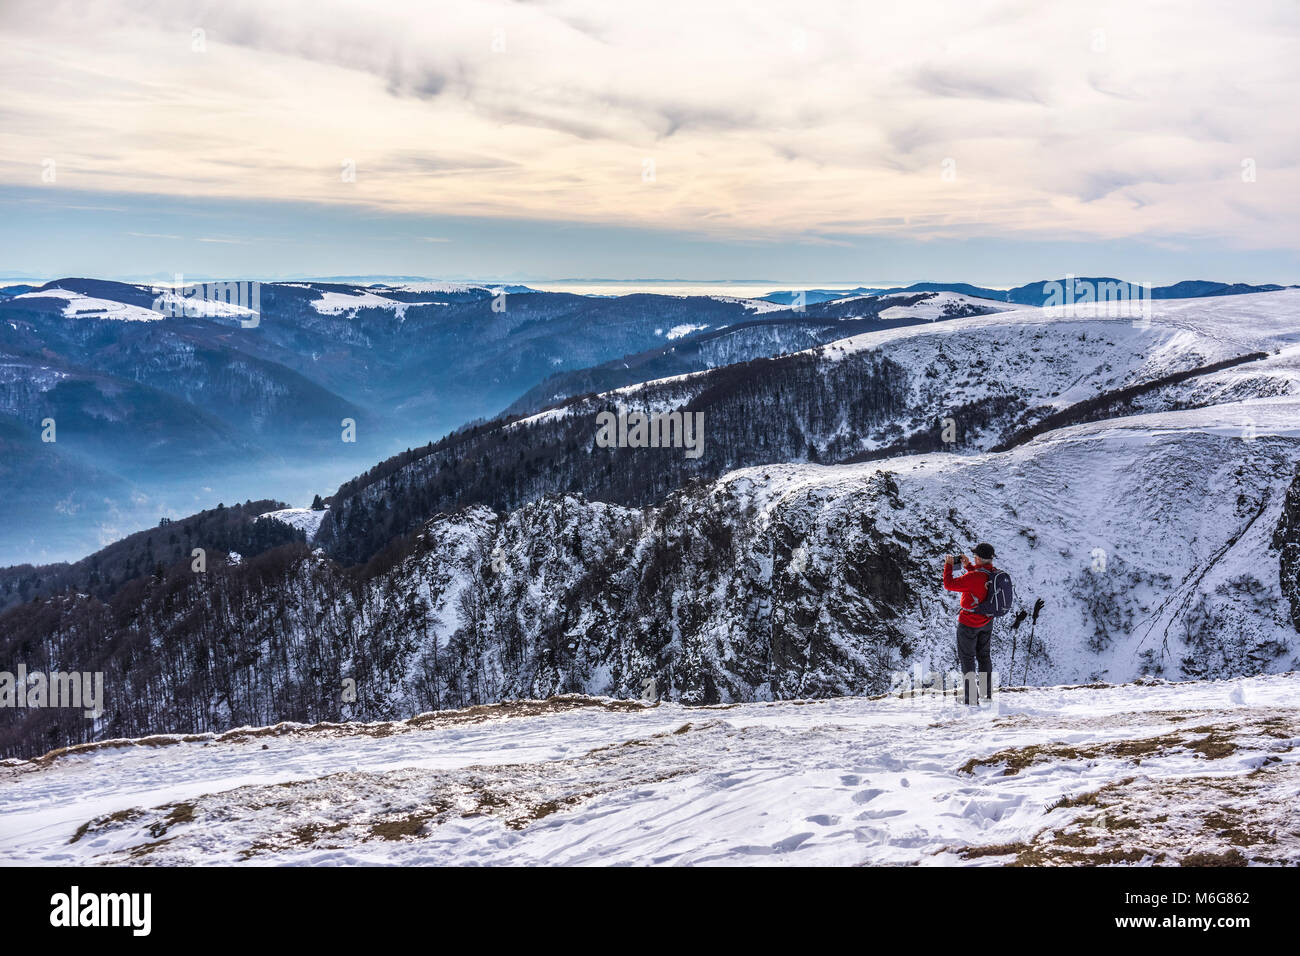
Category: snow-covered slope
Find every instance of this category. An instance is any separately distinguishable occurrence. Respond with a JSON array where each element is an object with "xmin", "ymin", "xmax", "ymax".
[
  {"xmin": 505, "ymin": 291, "xmax": 1300, "ymax": 438},
  {"xmin": 384, "ymin": 397, "xmax": 1299, "ymax": 702},
  {"xmin": 725, "ymin": 397, "xmax": 1300, "ymax": 687},
  {"xmin": 325, "ymin": 291, "xmax": 1300, "ymax": 567},
  {"xmin": 812, "ymin": 290, "xmax": 1300, "ymax": 428},
  {"xmin": 876, "ymin": 291, "xmax": 1013, "ymax": 320},
  {"xmin": 839, "ymin": 288, "xmax": 1300, "ymax": 355},
  {"xmin": 704, "ymin": 295, "xmax": 788, "ymax": 313},
  {"xmin": 2, "ymin": 673, "xmax": 1295, "ymax": 866},
  {"xmin": 501, "ymin": 290, "xmax": 1007, "ymax": 419},
  {"xmin": 9, "ymin": 288, "xmax": 163, "ymax": 322},
  {"xmin": 308, "ymin": 289, "xmax": 451, "ymax": 318},
  {"xmin": 17, "ymin": 394, "xmax": 1293, "ymax": 761},
  {"xmin": 258, "ymin": 507, "xmax": 328, "ymax": 541}
]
